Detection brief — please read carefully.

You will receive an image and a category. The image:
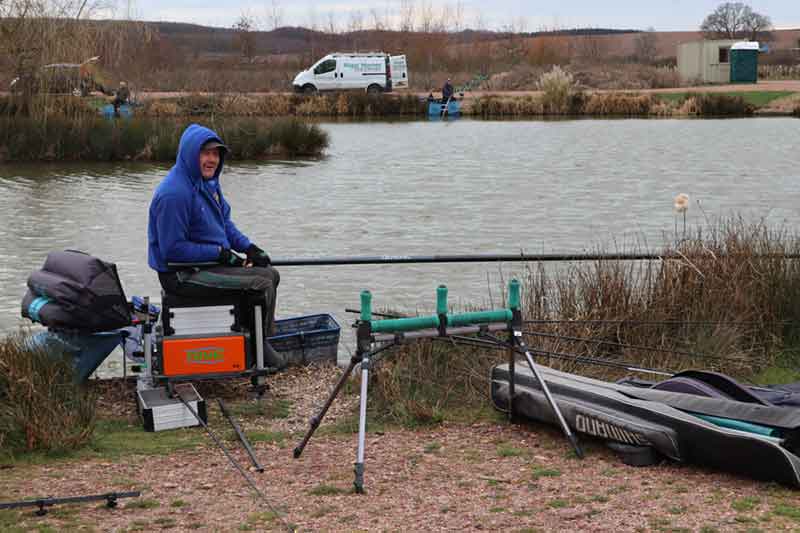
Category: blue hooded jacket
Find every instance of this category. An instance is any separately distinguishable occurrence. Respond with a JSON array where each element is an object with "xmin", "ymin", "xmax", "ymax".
[{"xmin": 148, "ymin": 124, "xmax": 252, "ymax": 272}]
